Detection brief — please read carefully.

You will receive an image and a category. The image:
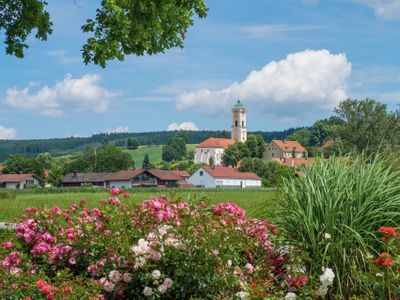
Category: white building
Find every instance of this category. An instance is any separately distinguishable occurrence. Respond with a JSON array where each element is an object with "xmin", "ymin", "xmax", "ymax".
[
  {"xmin": 195, "ymin": 100, "xmax": 248, "ymax": 166},
  {"xmin": 231, "ymin": 100, "xmax": 247, "ymax": 143},
  {"xmin": 188, "ymin": 165, "xmax": 261, "ymax": 188},
  {"xmin": 0, "ymin": 174, "xmax": 40, "ymax": 189},
  {"xmin": 194, "ymin": 138, "xmax": 235, "ymax": 166}
]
